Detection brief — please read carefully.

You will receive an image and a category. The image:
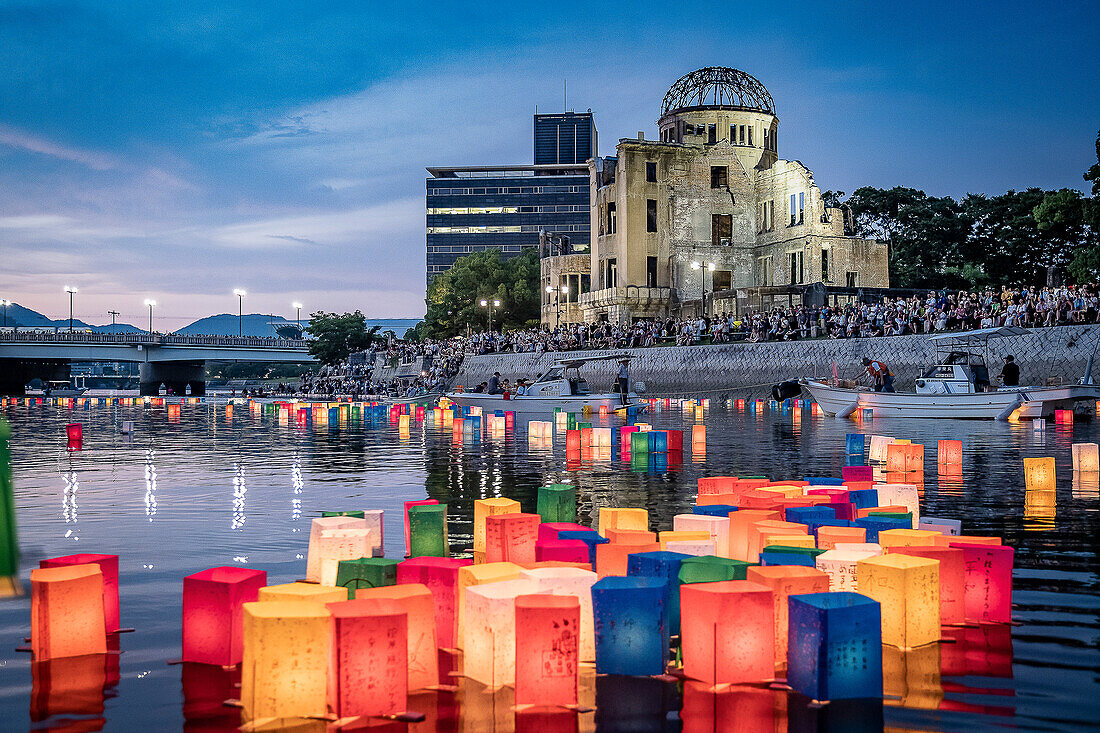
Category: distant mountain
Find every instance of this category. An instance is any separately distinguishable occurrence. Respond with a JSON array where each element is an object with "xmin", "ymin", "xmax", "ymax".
[
  {"xmin": 177, "ymin": 313, "xmax": 300, "ymax": 338},
  {"xmin": 1, "ymin": 302, "xmax": 136, "ymax": 332}
]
